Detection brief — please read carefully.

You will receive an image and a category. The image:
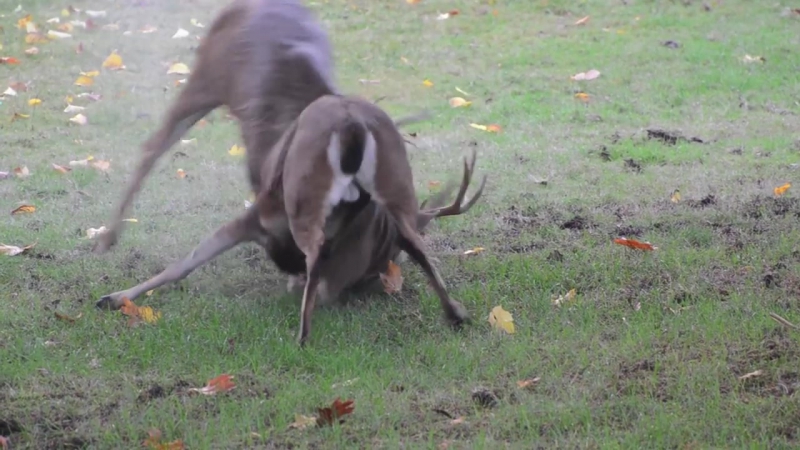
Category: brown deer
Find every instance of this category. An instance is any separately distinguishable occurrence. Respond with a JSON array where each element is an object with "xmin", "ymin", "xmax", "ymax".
[
  {"xmin": 96, "ymin": 94, "xmax": 486, "ymax": 345},
  {"xmin": 91, "ymin": 0, "xmax": 427, "ymax": 255}
]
